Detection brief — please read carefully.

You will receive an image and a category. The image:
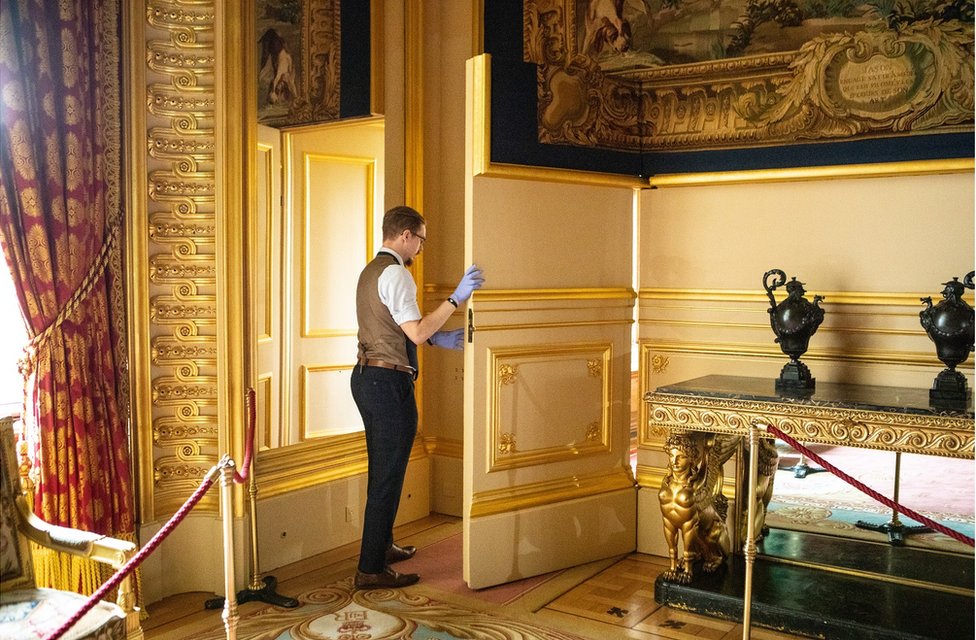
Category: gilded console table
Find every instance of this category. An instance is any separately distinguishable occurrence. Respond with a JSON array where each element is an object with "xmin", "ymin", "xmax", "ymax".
[
  {"xmin": 646, "ymin": 375, "xmax": 974, "ymax": 460},
  {"xmin": 646, "ymin": 374, "xmax": 974, "ymax": 640}
]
